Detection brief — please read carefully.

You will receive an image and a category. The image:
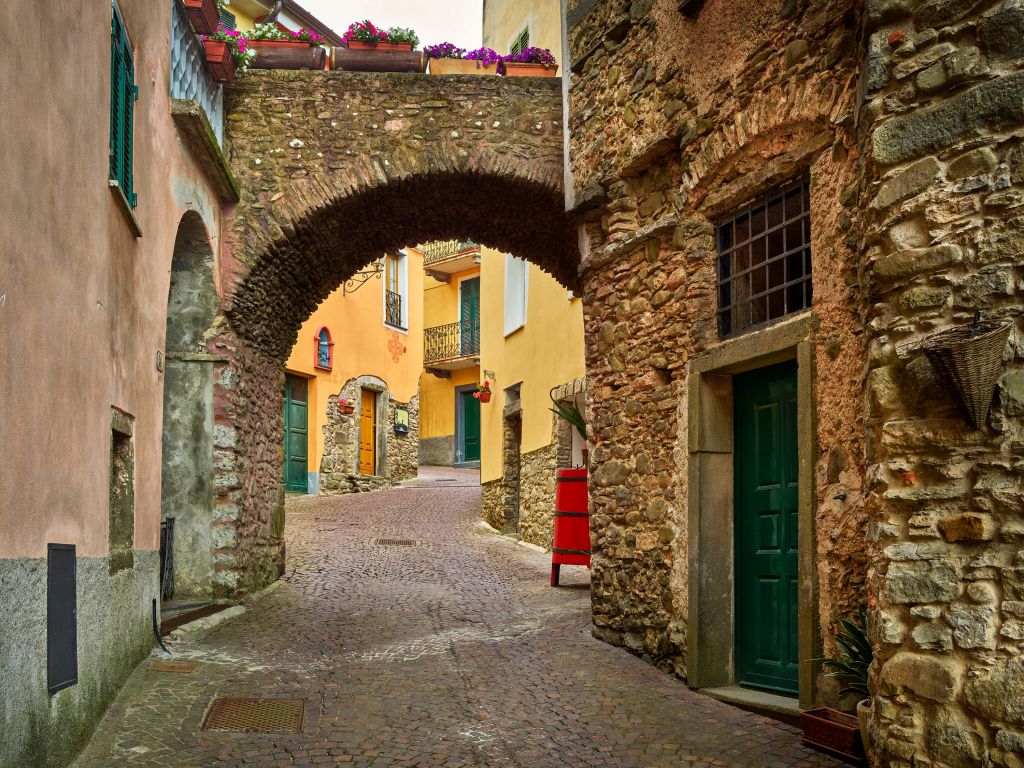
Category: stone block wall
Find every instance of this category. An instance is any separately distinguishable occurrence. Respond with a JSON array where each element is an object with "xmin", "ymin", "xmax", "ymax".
[
  {"xmin": 859, "ymin": 1, "xmax": 1024, "ymax": 764},
  {"xmin": 319, "ymin": 376, "xmax": 420, "ymax": 495},
  {"xmin": 569, "ymin": 0, "xmax": 868, "ymax": 688}
]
